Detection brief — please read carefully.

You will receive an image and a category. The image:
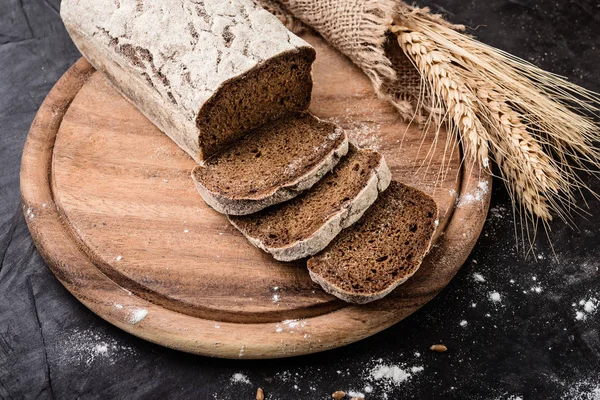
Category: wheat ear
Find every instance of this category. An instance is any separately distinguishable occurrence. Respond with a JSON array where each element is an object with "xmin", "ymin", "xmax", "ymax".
[
  {"xmin": 391, "ymin": 5, "xmax": 600, "ymax": 234},
  {"xmin": 391, "ymin": 25, "xmax": 491, "ymax": 171}
]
